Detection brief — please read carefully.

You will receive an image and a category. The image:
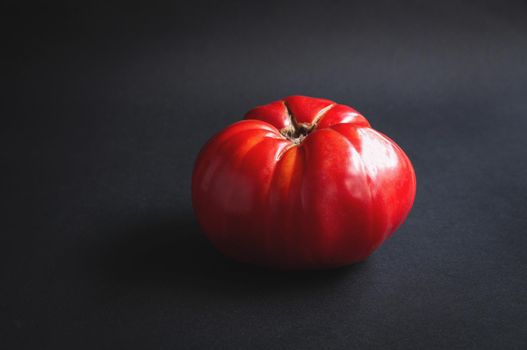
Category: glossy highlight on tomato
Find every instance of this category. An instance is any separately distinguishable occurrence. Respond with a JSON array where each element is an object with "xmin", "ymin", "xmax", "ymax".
[{"xmin": 192, "ymin": 96, "xmax": 416, "ymax": 269}]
